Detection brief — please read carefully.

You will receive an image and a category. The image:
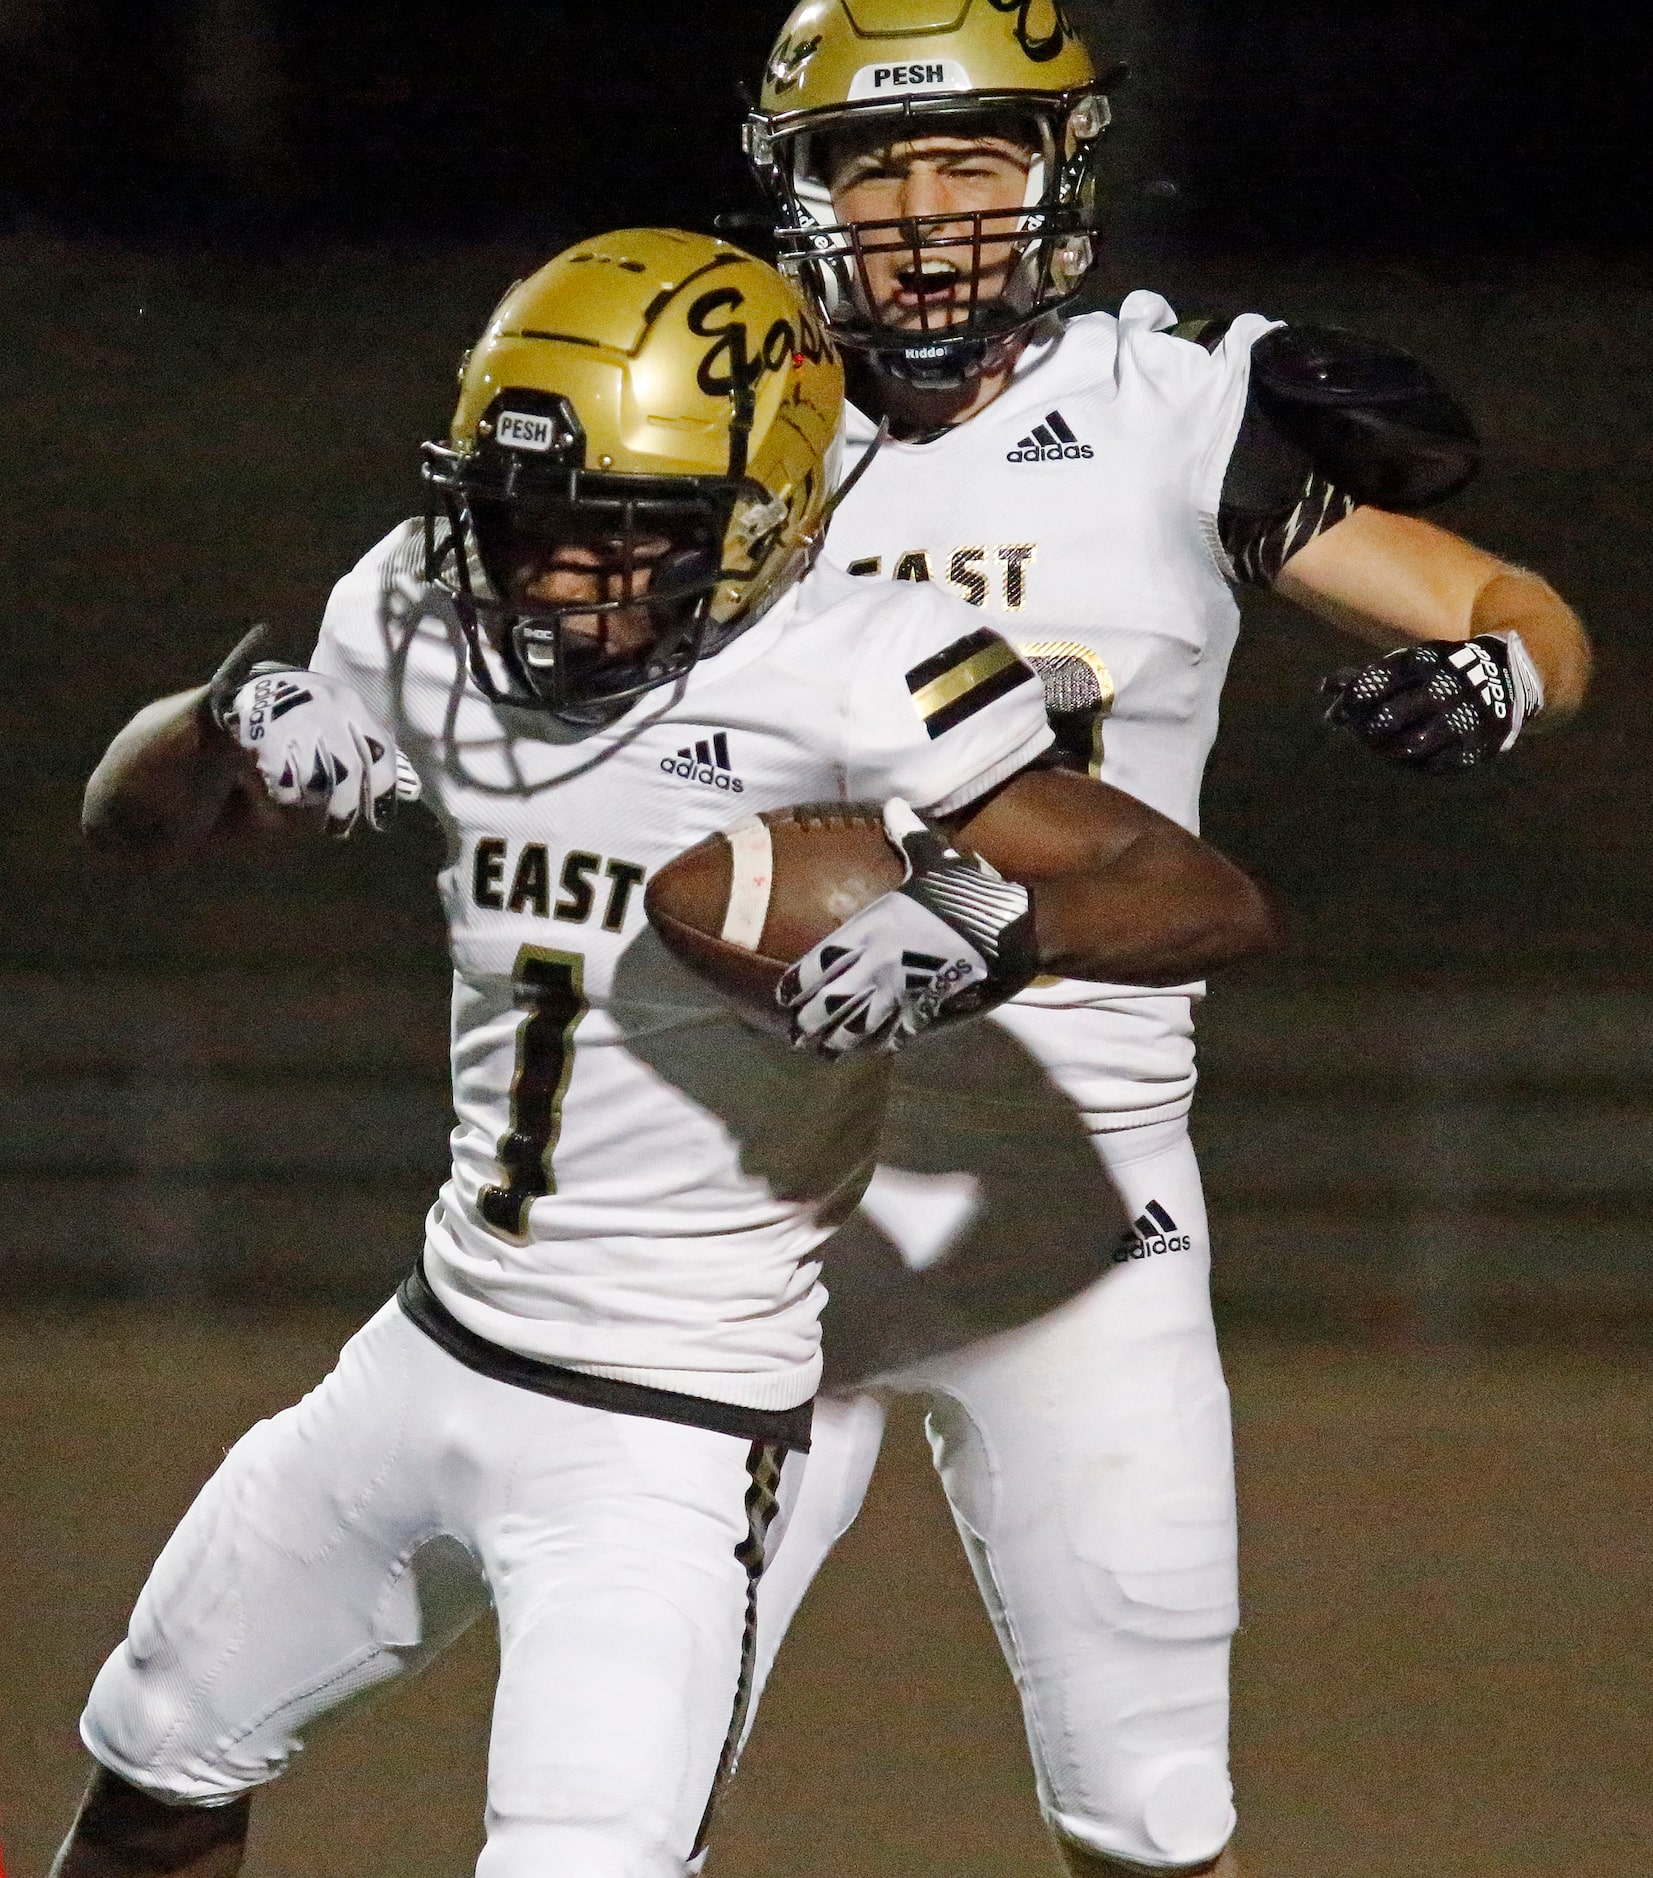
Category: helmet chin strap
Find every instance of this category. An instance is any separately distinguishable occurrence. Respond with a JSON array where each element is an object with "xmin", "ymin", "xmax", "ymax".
[
  {"xmin": 883, "ymin": 333, "xmax": 991, "ymax": 390},
  {"xmin": 883, "ymin": 321, "xmax": 1033, "ymax": 392}
]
